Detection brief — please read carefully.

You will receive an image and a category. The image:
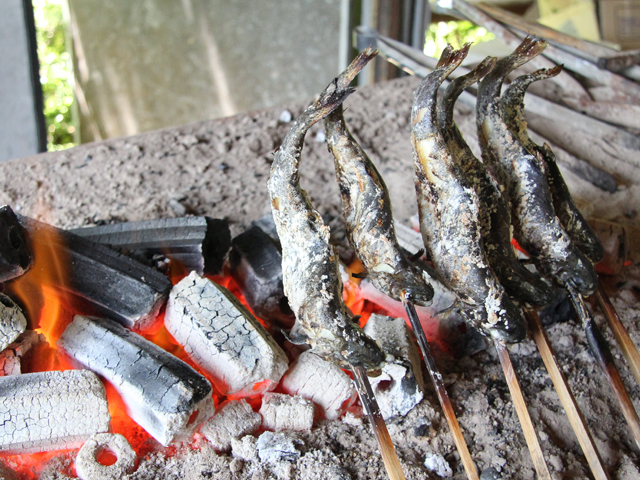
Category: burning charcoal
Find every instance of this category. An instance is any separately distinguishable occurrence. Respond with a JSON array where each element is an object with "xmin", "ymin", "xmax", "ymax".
[
  {"xmin": 16, "ymin": 216, "xmax": 172, "ymax": 332},
  {"xmin": 281, "ymin": 351, "xmax": 357, "ymax": 420},
  {"xmin": 75, "ymin": 433, "xmax": 136, "ymax": 480},
  {"xmin": 58, "ymin": 315, "xmax": 214, "ymax": 446},
  {"xmin": 0, "ymin": 330, "xmax": 44, "ymax": 376},
  {"xmin": 229, "ymin": 226, "xmax": 295, "ymax": 330},
  {"xmin": 363, "ymin": 314, "xmax": 424, "ymax": 419},
  {"xmin": 0, "ymin": 369, "xmax": 110, "ymax": 454},
  {"xmin": 0, "ymin": 206, "xmax": 32, "ymax": 283},
  {"xmin": 165, "ymin": 271, "xmax": 288, "ymax": 396},
  {"xmin": 257, "ymin": 431, "xmax": 303, "ymax": 463},
  {"xmin": 0, "ymin": 464, "xmax": 18, "ymax": 480},
  {"xmin": 259, "ymin": 393, "xmax": 314, "ymax": 432},
  {"xmin": 0, "ymin": 293, "xmax": 26, "ymax": 352},
  {"xmin": 69, "ymin": 216, "xmax": 231, "ymax": 276},
  {"xmin": 200, "ymin": 399, "xmax": 262, "ymax": 452}
]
